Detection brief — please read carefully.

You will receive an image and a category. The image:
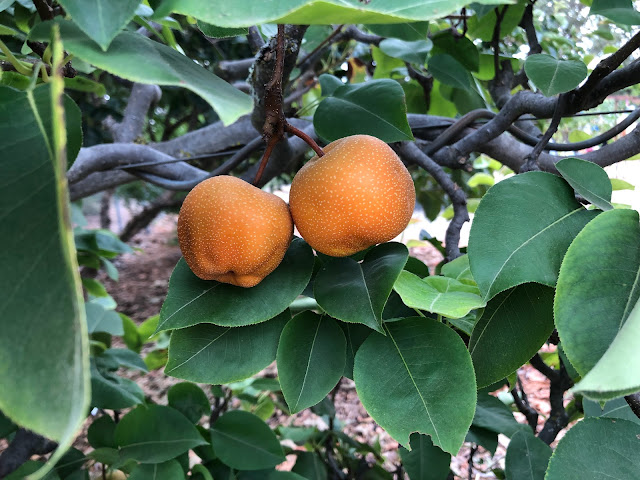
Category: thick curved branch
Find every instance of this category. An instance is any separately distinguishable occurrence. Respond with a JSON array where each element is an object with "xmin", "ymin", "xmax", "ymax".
[
  {"xmin": 104, "ymin": 83, "xmax": 161, "ymax": 143},
  {"xmin": 0, "ymin": 428, "xmax": 57, "ymax": 478},
  {"xmin": 396, "ymin": 142, "xmax": 469, "ymax": 261}
]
